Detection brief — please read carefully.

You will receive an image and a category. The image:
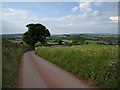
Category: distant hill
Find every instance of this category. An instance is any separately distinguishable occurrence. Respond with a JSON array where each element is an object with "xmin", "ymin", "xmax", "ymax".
[
  {"xmin": 1, "ymin": 33, "xmax": 118, "ymax": 40},
  {"xmin": 2, "ymin": 33, "xmax": 23, "ymax": 37},
  {"xmin": 1, "ymin": 33, "xmax": 23, "ymax": 40}
]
